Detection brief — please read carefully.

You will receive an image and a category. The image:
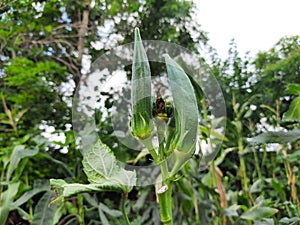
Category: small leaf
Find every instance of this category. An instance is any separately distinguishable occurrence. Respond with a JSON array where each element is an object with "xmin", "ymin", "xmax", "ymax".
[
  {"xmin": 214, "ymin": 147, "xmax": 235, "ymax": 166},
  {"xmin": 199, "ymin": 125, "xmax": 229, "ymax": 142},
  {"xmin": 269, "ymin": 179, "xmax": 286, "ymax": 201},
  {"xmin": 99, "ymin": 202, "xmax": 122, "ymax": 217},
  {"xmin": 7, "ymin": 145, "xmax": 38, "ymax": 180},
  {"xmin": 279, "ymin": 217, "xmax": 300, "ymax": 224},
  {"xmin": 254, "ymin": 218, "xmax": 274, "ymax": 225},
  {"xmin": 282, "ymin": 96, "xmax": 300, "ymax": 121},
  {"xmin": 249, "ymin": 179, "xmax": 263, "ymax": 193},
  {"xmin": 0, "ymin": 182, "xmax": 20, "ymax": 224},
  {"xmin": 98, "ymin": 205, "xmax": 110, "ymax": 225},
  {"xmin": 241, "ymin": 206, "xmax": 278, "ymax": 221},
  {"xmin": 285, "ymin": 83, "xmax": 300, "ymax": 95},
  {"xmin": 127, "ymin": 148, "xmax": 149, "ymax": 164},
  {"xmin": 223, "ymin": 204, "xmax": 240, "ymax": 217},
  {"xmin": 133, "ymin": 191, "xmax": 148, "ymax": 211},
  {"xmin": 31, "ymin": 191, "xmax": 58, "ymax": 225},
  {"xmin": 52, "ymin": 204, "xmax": 67, "ymax": 225},
  {"xmin": 12, "ymin": 180, "xmax": 50, "ymax": 208},
  {"xmin": 248, "ymin": 130, "xmax": 300, "ymax": 144}
]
